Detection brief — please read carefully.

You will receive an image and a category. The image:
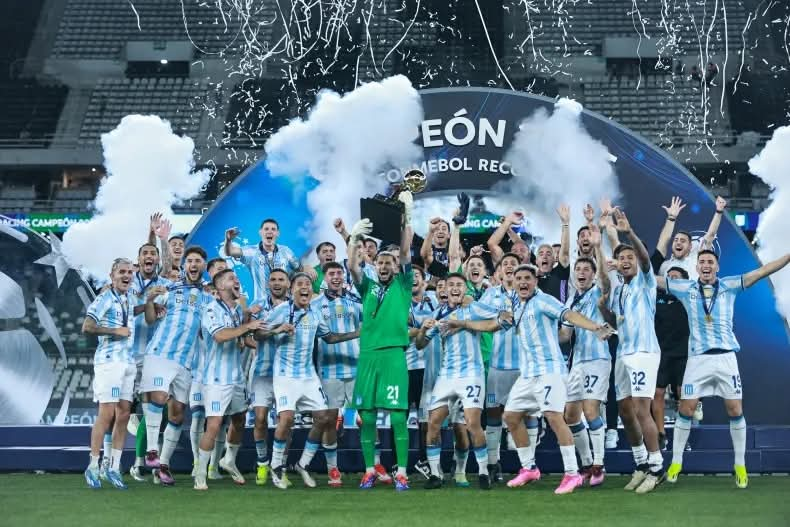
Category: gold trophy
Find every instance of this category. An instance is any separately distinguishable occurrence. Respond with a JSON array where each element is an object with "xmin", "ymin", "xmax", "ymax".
[{"xmin": 360, "ymin": 169, "xmax": 427, "ymax": 243}]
